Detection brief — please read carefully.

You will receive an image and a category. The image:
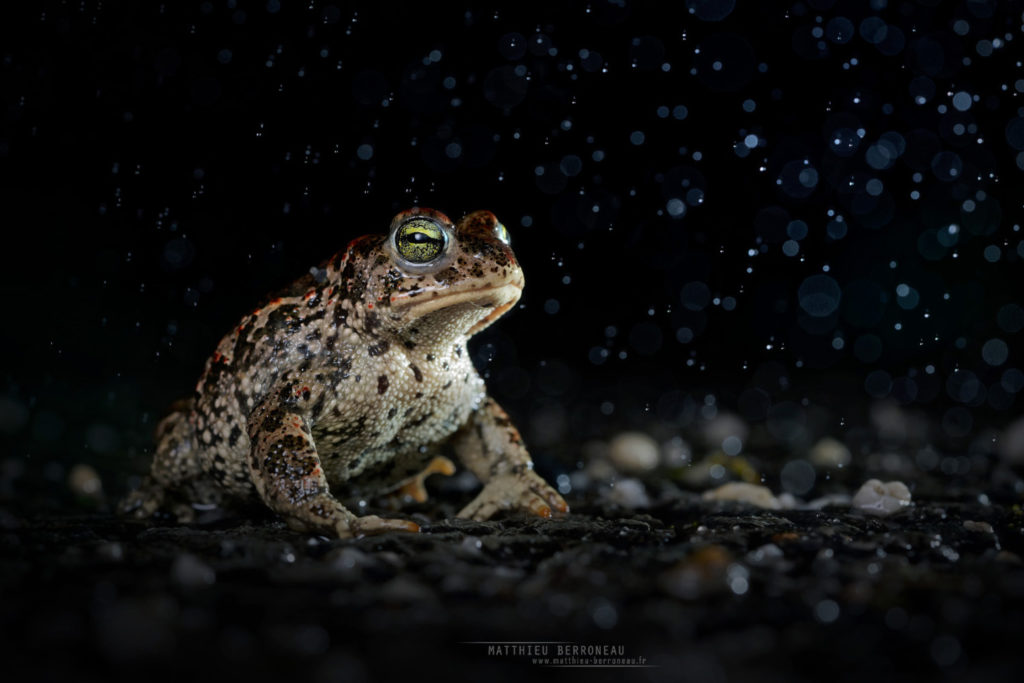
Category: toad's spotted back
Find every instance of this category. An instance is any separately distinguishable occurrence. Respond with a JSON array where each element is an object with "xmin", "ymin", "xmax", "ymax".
[{"xmin": 120, "ymin": 208, "xmax": 568, "ymax": 537}]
